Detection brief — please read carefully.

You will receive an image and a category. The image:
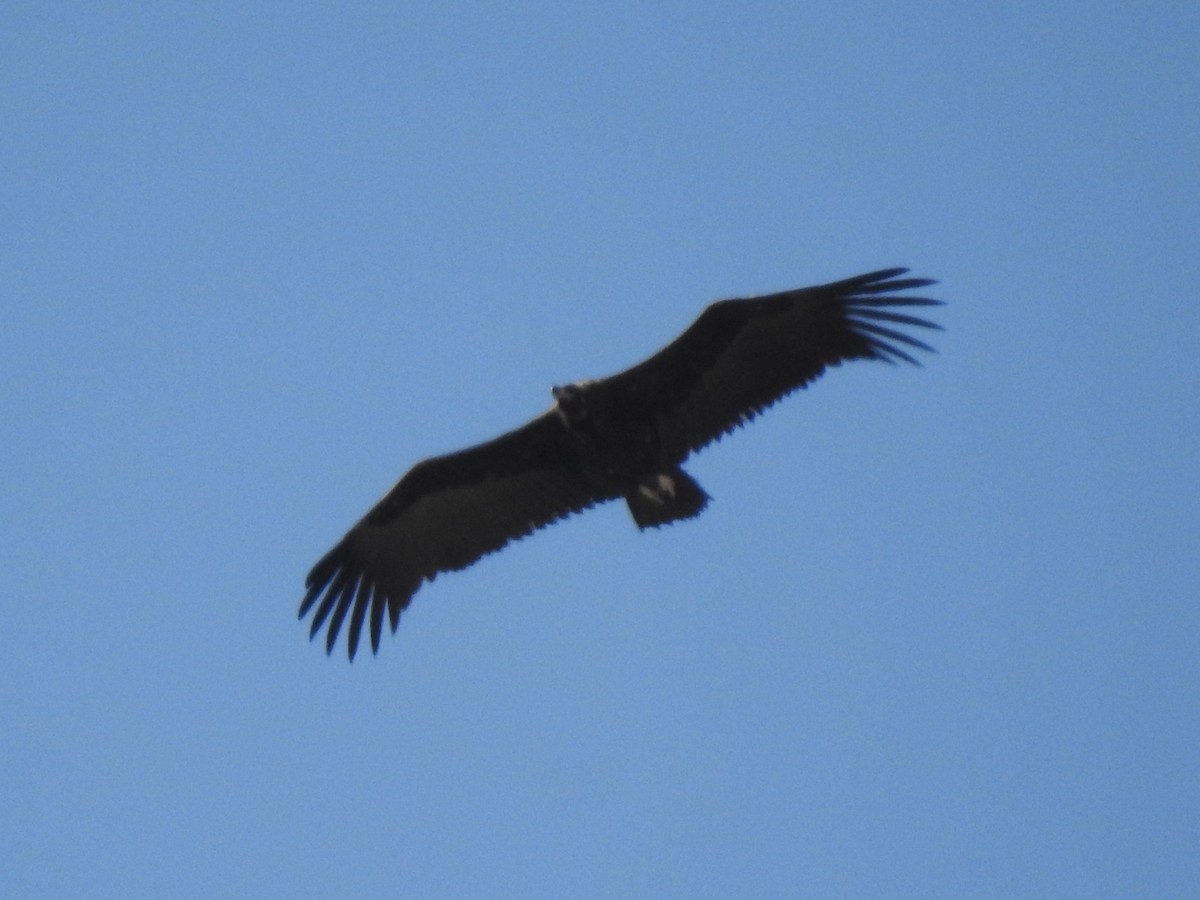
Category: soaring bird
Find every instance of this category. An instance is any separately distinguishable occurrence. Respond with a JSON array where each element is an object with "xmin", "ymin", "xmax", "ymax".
[{"xmin": 301, "ymin": 267, "xmax": 942, "ymax": 659}]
